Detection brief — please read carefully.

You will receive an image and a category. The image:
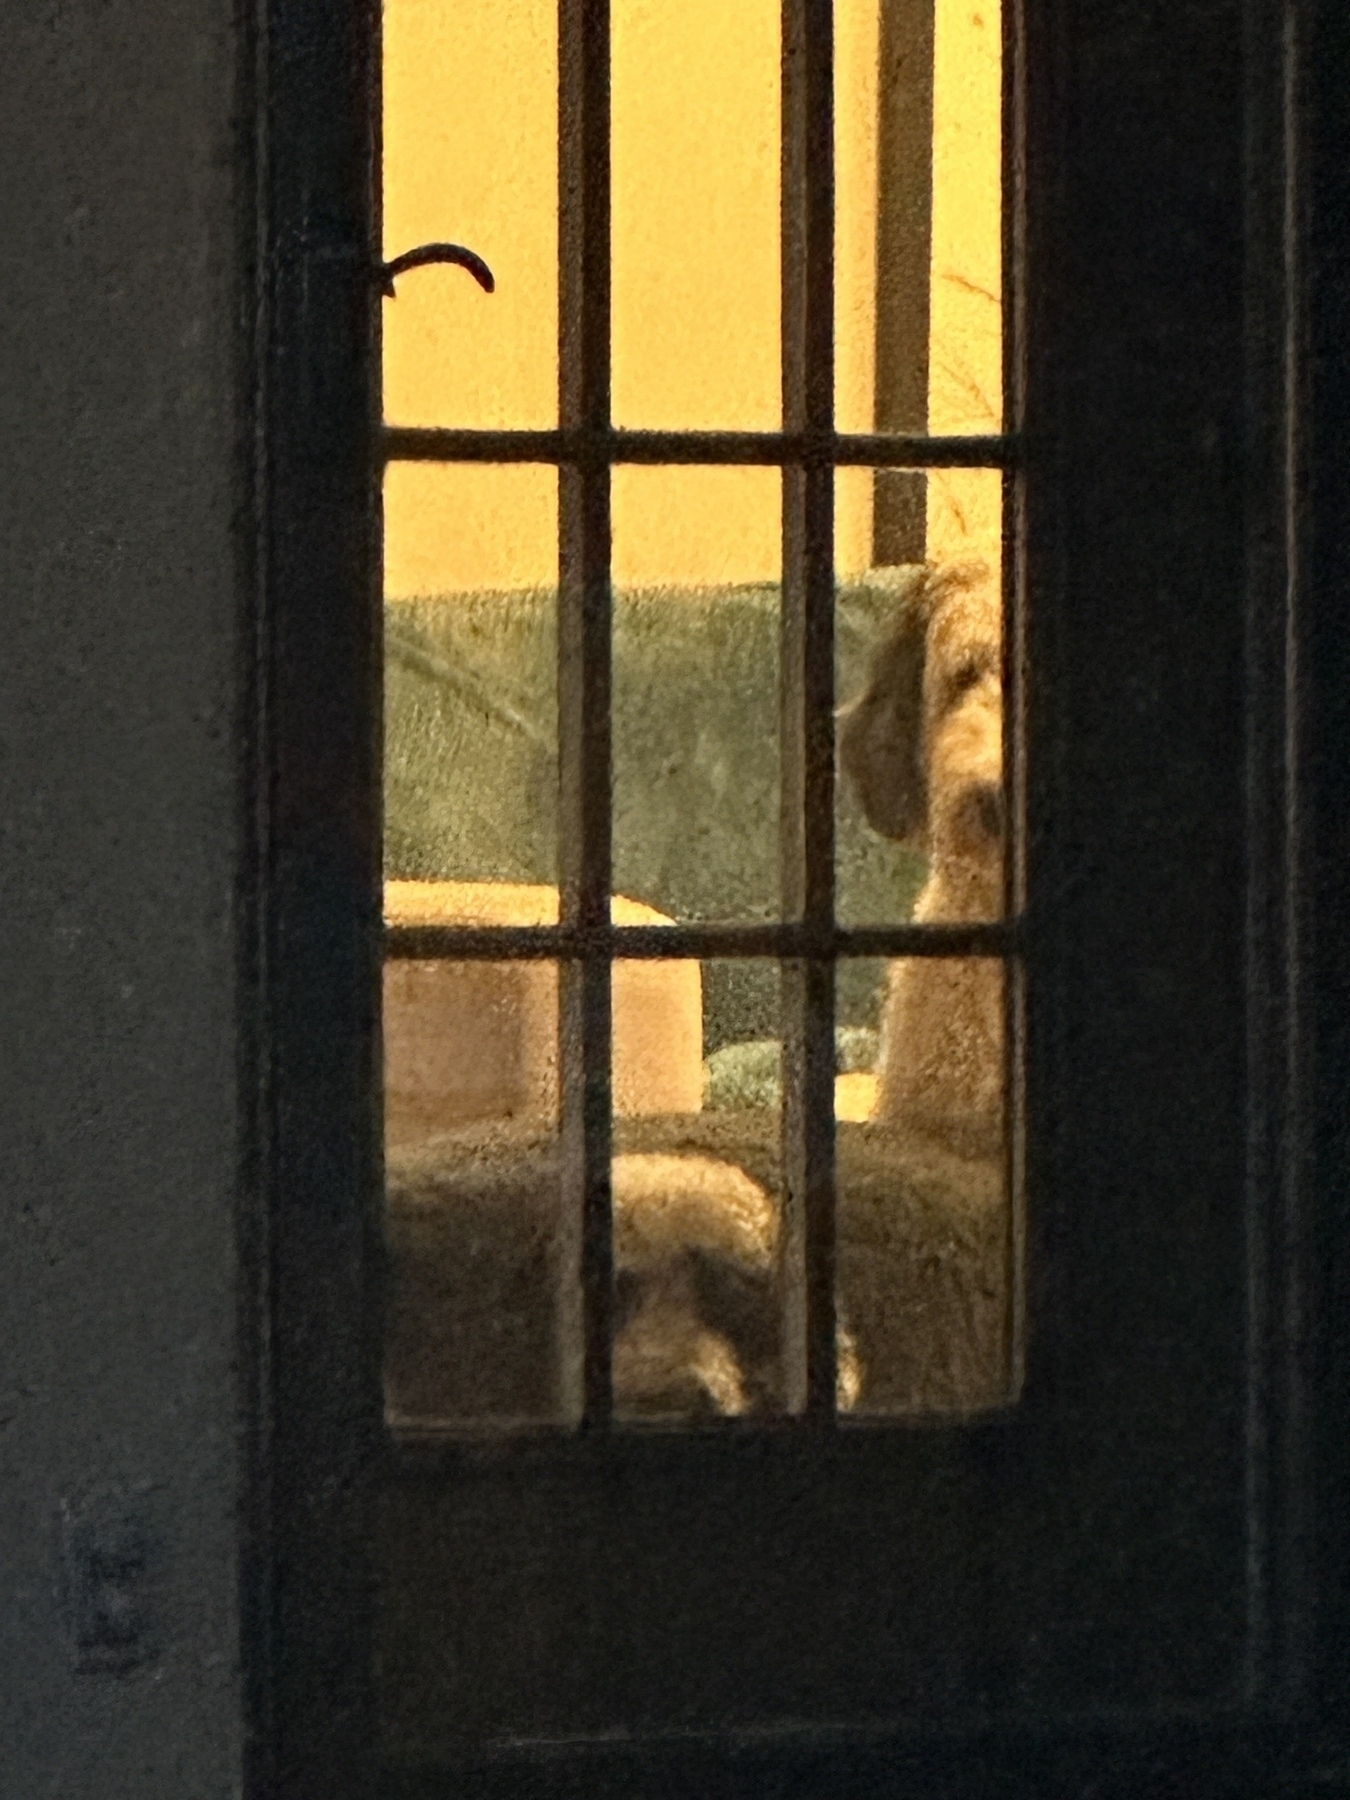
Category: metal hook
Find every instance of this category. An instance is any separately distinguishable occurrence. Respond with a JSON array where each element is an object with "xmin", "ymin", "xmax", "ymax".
[{"xmin": 379, "ymin": 243, "xmax": 495, "ymax": 297}]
